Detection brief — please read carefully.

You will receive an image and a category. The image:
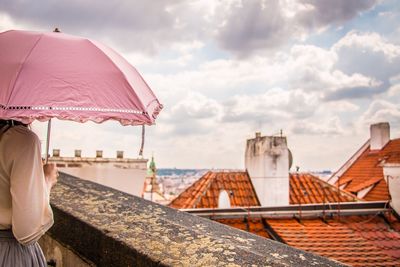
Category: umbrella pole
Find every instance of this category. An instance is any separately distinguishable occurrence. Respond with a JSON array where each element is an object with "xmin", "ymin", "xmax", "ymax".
[
  {"xmin": 139, "ymin": 125, "xmax": 145, "ymax": 157},
  {"xmin": 45, "ymin": 119, "xmax": 52, "ymax": 163}
]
